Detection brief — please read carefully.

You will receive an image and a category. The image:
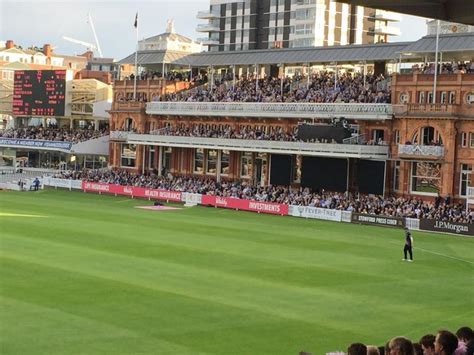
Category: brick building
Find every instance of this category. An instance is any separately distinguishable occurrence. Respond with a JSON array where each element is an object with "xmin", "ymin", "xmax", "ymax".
[{"xmin": 109, "ymin": 32, "xmax": 474, "ymax": 201}]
